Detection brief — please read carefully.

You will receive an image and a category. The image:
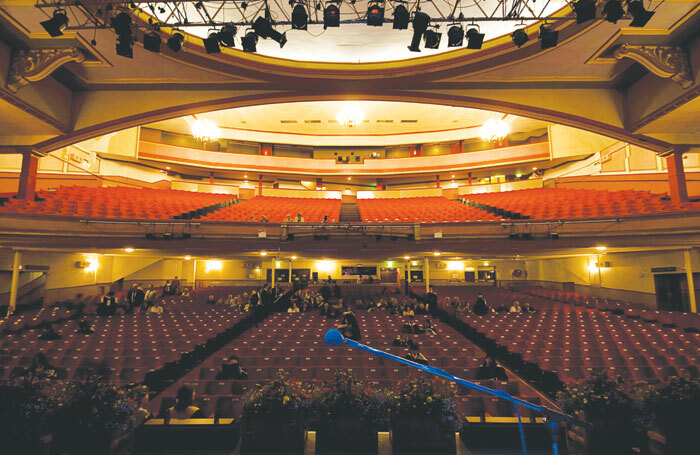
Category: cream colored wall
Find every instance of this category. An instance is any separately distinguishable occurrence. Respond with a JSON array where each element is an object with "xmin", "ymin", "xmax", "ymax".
[
  {"xmin": 458, "ymin": 178, "xmax": 543, "ymax": 195},
  {"xmin": 357, "ymin": 188, "xmax": 443, "ymax": 199},
  {"xmin": 261, "ymin": 189, "xmax": 342, "ymax": 199},
  {"xmin": 548, "ymin": 124, "xmax": 617, "ymax": 159}
]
